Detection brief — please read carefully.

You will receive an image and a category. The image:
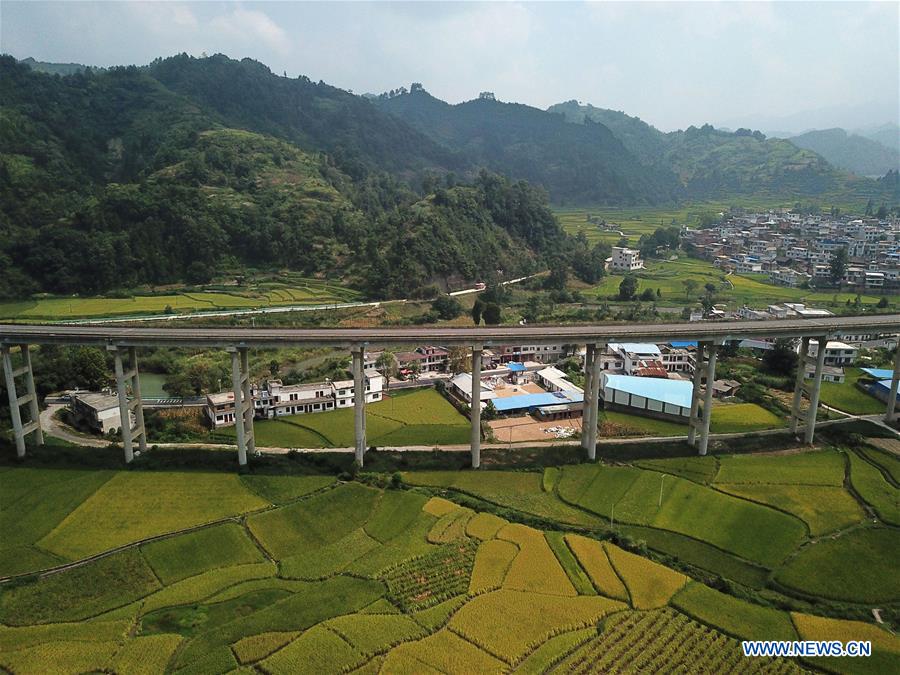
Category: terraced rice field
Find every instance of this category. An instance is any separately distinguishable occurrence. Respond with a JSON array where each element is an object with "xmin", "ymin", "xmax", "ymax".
[
  {"xmin": 0, "ymin": 436, "xmax": 897, "ymax": 674},
  {"xmin": 0, "ymin": 278, "xmax": 361, "ymax": 320}
]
